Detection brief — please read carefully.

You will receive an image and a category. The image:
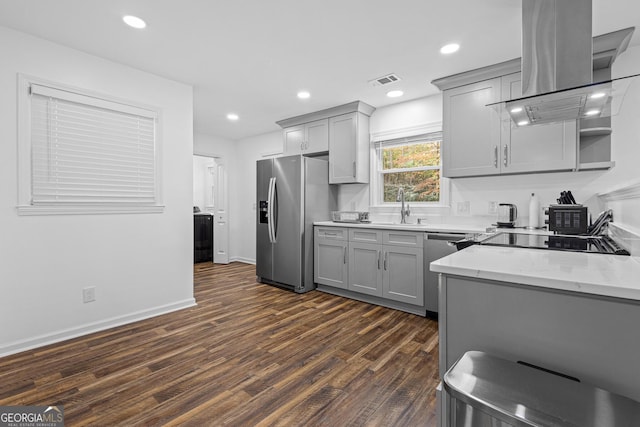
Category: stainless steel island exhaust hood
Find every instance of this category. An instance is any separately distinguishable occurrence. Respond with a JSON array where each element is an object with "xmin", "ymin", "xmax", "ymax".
[{"xmin": 488, "ymin": 0, "xmax": 638, "ymax": 127}]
